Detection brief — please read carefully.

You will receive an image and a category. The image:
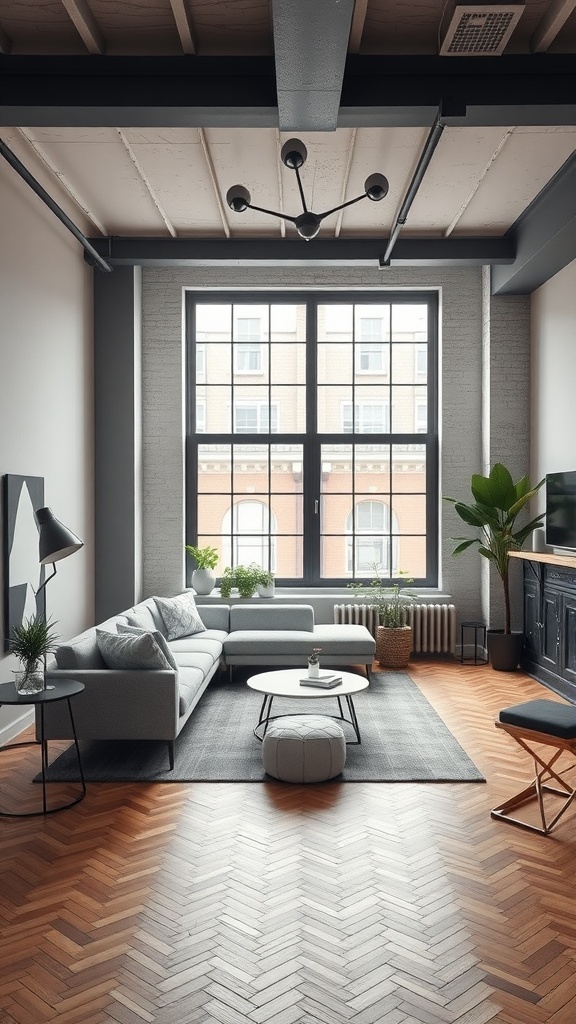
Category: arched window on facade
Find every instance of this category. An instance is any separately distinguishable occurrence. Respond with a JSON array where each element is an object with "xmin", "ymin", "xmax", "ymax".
[
  {"xmin": 222, "ymin": 501, "xmax": 276, "ymax": 570},
  {"xmin": 346, "ymin": 500, "xmax": 399, "ymax": 577}
]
